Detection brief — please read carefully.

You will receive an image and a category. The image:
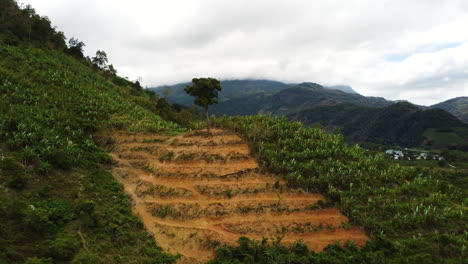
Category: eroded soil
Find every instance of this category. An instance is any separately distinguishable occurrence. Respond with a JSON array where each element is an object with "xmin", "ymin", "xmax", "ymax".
[{"xmin": 107, "ymin": 129, "xmax": 367, "ymax": 263}]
